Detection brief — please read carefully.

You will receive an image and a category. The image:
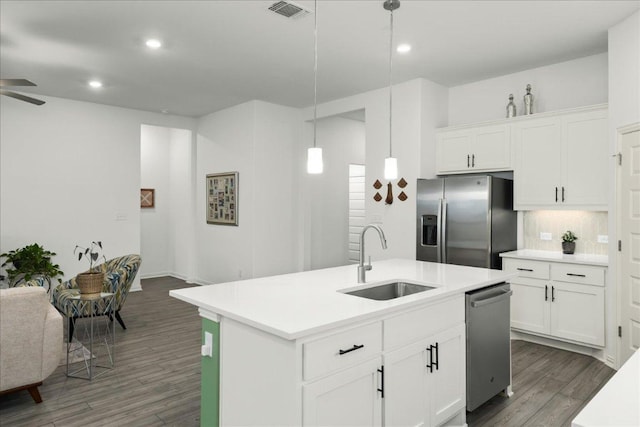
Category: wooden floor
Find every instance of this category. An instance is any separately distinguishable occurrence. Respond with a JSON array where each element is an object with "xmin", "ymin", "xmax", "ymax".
[{"xmin": 0, "ymin": 276, "xmax": 615, "ymax": 426}]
